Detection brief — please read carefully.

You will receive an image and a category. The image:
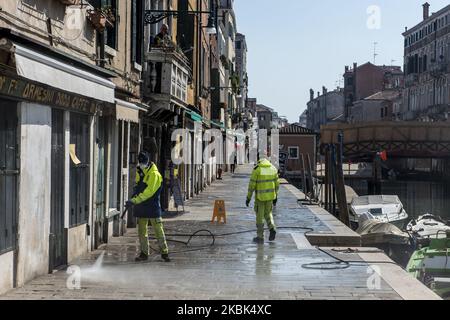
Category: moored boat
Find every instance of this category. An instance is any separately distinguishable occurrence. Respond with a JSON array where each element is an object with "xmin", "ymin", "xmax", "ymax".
[
  {"xmin": 407, "ymin": 214, "xmax": 450, "ymax": 240},
  {"xmin": 356, "ymin": 213, "xmax": 413, "ymax": 266},
  {"xmin": 406, "ymin": 231, "xmax": 450, "ymax": 299},
  {"xmin": 349, "ymin": 195, "xmax": 409, "ymax": 230}
]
